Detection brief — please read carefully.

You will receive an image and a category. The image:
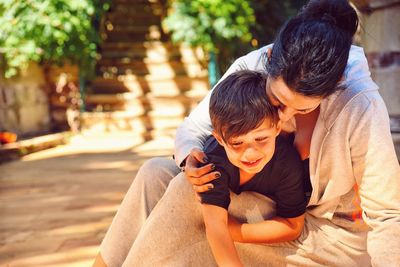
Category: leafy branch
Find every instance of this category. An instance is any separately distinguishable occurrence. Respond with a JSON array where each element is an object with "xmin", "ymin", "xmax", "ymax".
[{"xmin": 0, "ymin": 0, "xmax": 110, "ymax": 78}]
